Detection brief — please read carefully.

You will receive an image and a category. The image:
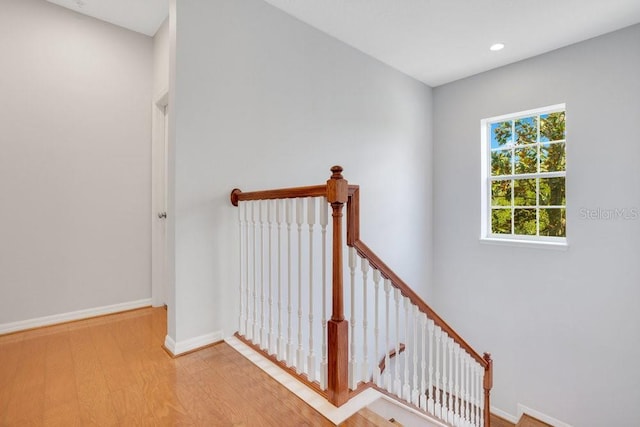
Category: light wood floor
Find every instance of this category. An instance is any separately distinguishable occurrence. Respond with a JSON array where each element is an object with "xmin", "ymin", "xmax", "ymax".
[{"xmin": 0, "ymin": 307, "xmax": 354, "ymax": 426}]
